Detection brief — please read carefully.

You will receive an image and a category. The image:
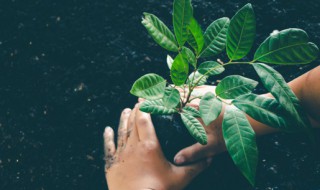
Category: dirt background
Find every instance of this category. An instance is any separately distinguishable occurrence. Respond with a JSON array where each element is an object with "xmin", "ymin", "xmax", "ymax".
[{"xmin": 0, "ymin": 0, "xmax": 319, "ymax": 189}]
